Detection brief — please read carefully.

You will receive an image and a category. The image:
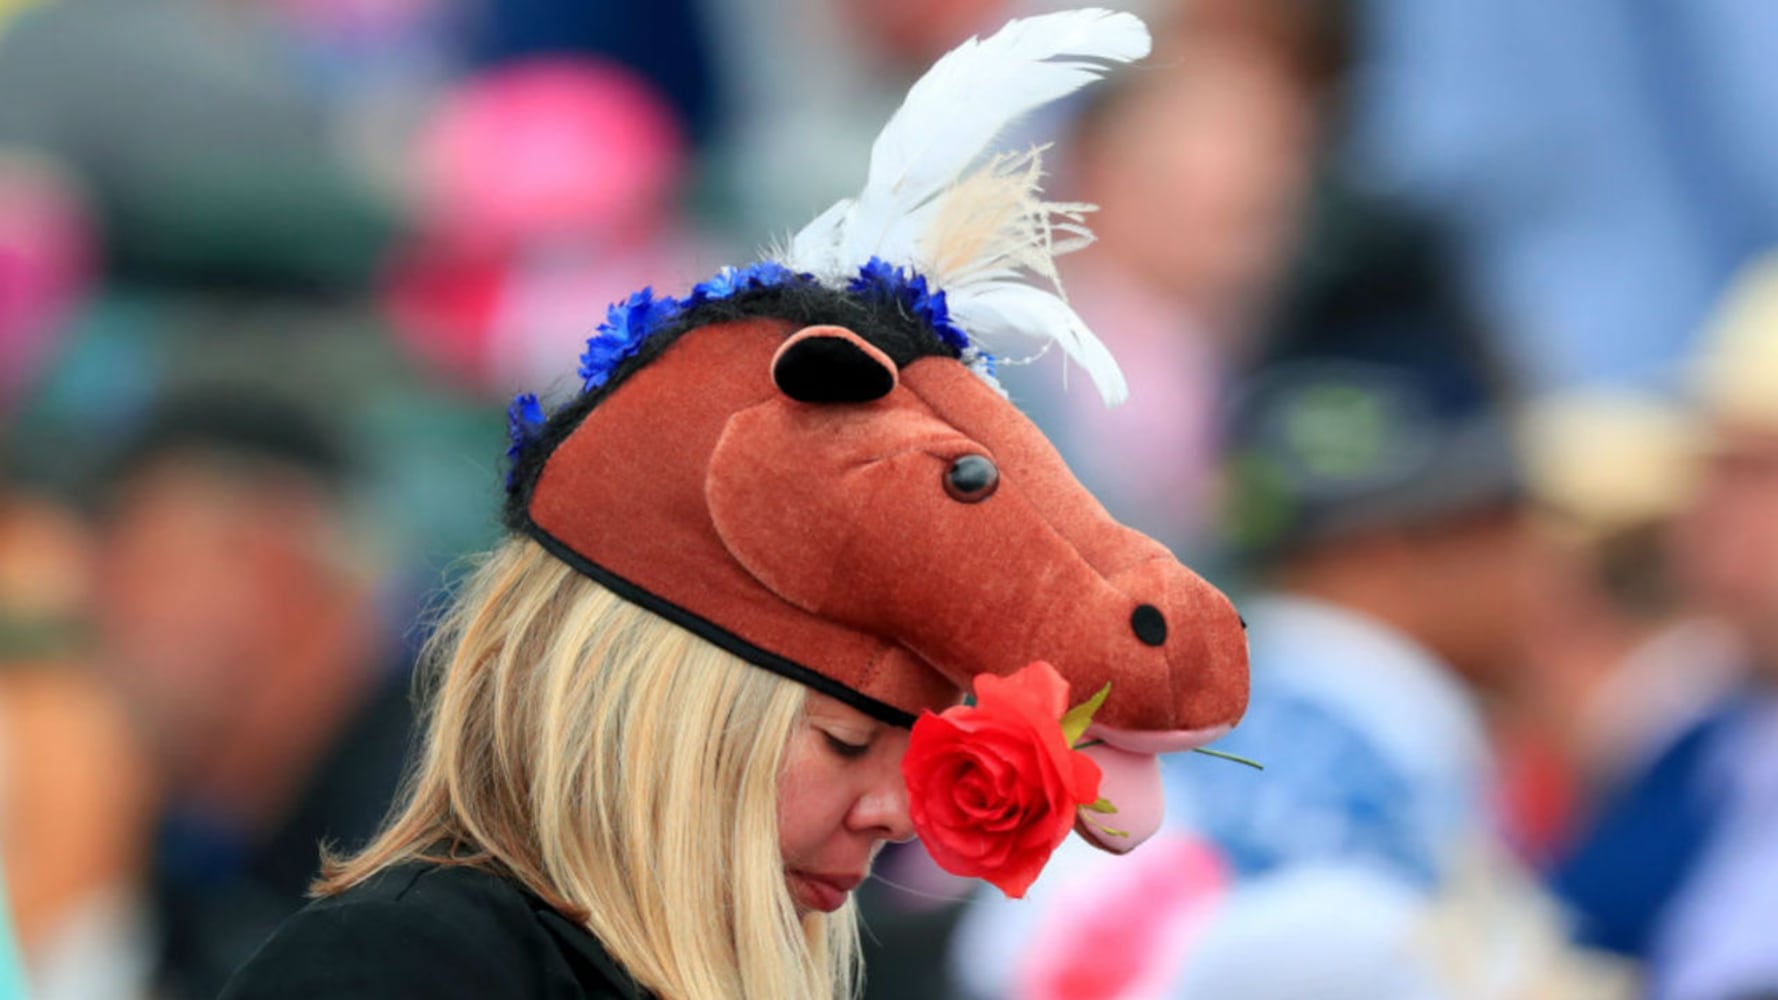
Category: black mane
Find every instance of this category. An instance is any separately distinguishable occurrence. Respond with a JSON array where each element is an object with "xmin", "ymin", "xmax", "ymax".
[{"xmin": 501, "ymin": 281, "xmax": 961, "ymax": 530}]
